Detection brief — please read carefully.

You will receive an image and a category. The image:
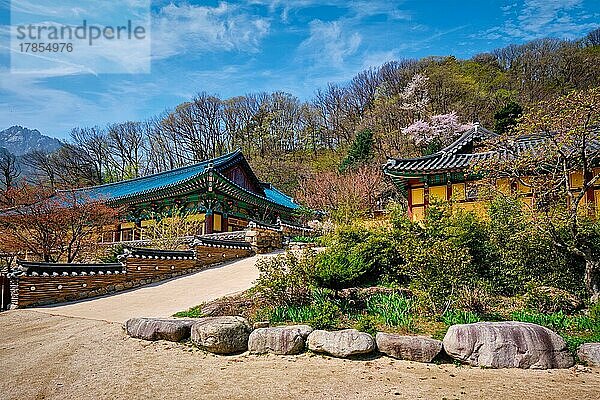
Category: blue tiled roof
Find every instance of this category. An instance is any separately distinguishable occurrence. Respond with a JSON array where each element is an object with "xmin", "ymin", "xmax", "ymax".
[
  {"xmin": 263, "ymin": 185, "xmax": 300, "ymax": 209},
  {"xmin": 68, "ymin": 149, "xmax": 300, "ymax": 210},
  {"xmin": 71, "ymin": 150, "xmax": 241, "ymax": 202}
]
